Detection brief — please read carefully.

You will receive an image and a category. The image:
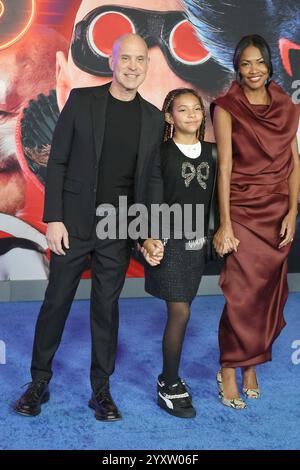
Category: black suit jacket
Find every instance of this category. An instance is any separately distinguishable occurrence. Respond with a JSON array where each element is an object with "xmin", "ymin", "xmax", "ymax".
[{"xmin": 43, "ymin": 82, "xmax": 165, "ymax": 240}]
